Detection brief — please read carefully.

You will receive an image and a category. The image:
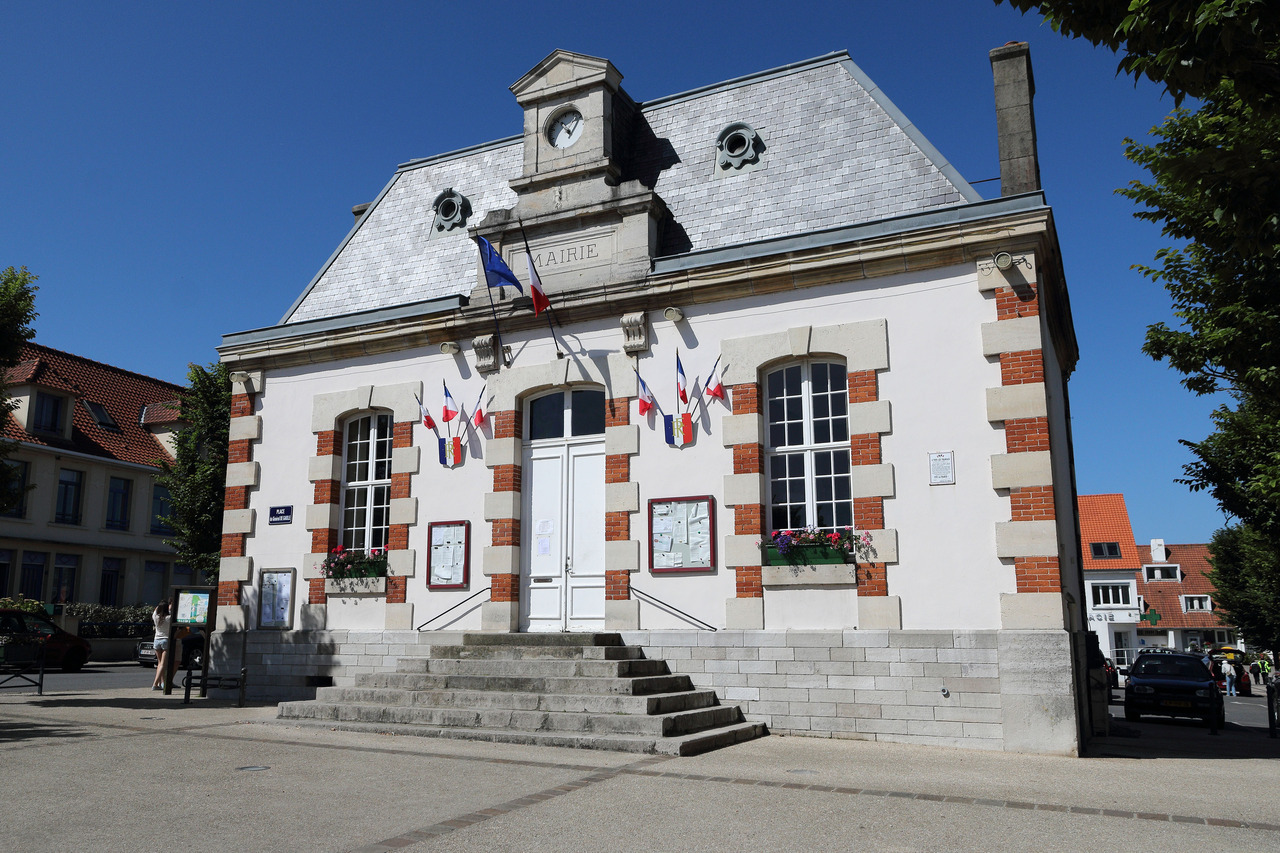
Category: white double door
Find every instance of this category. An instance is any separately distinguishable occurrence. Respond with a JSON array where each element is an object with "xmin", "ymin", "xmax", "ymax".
[{"xmin": 521, "ymin": 437, "xmax": 606, "ymax": 632}]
